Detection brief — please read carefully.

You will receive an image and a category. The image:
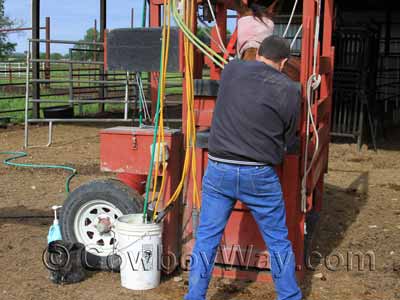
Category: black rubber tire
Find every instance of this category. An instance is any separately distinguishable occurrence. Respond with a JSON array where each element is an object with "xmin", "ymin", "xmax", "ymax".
[{"xmin": 60, "ymin": 179, "xmax": 144, "ymax": 271}]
